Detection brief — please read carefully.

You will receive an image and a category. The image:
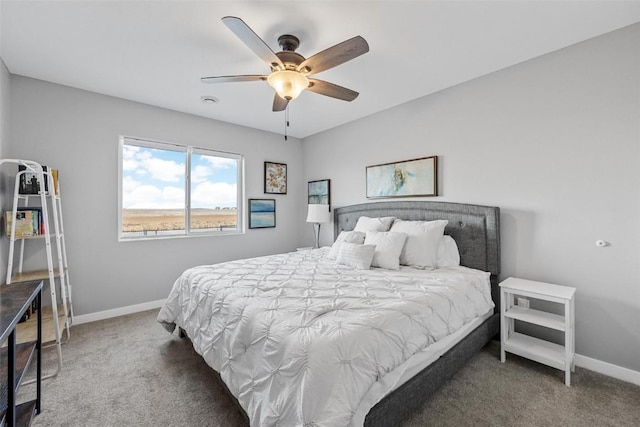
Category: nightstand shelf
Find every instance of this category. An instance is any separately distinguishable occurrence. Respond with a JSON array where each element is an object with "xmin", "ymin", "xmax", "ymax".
[
  {"xmin": 502, "ymin": 332, "xmax": 566, "ymax": 371},
  {"xmin": 500, "ymin": 277, "xmax": 576, "ymax": 386},
  {"xmin": 503, "ymin": 306, "xmax": 565, "ymax": 331}
]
